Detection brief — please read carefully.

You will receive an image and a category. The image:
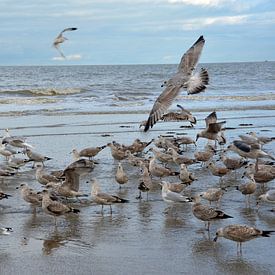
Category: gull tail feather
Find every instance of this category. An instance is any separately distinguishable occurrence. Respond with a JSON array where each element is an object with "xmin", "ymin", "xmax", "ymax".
[{"xmin": 261, "ymin": 230, "xmax": 275, "ymax": 237}]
